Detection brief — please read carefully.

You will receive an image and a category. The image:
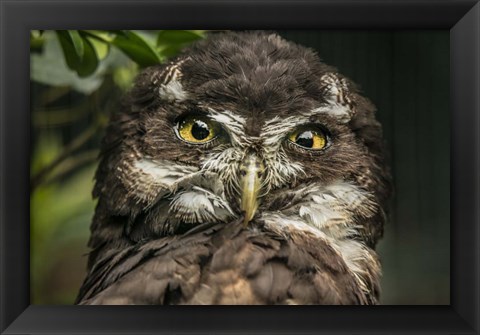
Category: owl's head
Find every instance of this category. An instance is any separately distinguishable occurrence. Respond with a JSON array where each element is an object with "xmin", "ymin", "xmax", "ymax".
[{"xmin": 91, "ymin": 32, "xmax": 391, "ymax": 259}]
